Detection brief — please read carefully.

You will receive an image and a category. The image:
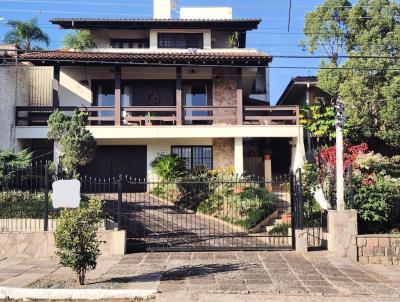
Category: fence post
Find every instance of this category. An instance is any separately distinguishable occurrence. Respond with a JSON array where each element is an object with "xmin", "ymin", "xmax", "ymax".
[
  {"xmin": 117, "ymin": 174, "xmax": 123, "ymax": 230},
  {"xmin": 297, "ymin": 169, "xmax": 304, "ymax": 229},
  {"xmin": 289, "ymin": 172, "xmax": 296, "ymax": 248},
  {"xmin": 43, "ymin": 164, "xmax": 49, "ymax": 232}
]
